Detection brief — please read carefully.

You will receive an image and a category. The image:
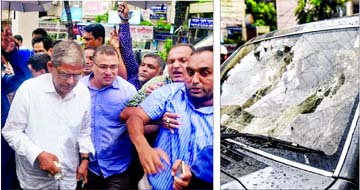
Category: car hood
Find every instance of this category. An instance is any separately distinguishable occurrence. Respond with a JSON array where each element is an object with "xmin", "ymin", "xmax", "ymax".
[{"xmin": 221, "ymin": 145, "xmax": 335, "ymax": 189}]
